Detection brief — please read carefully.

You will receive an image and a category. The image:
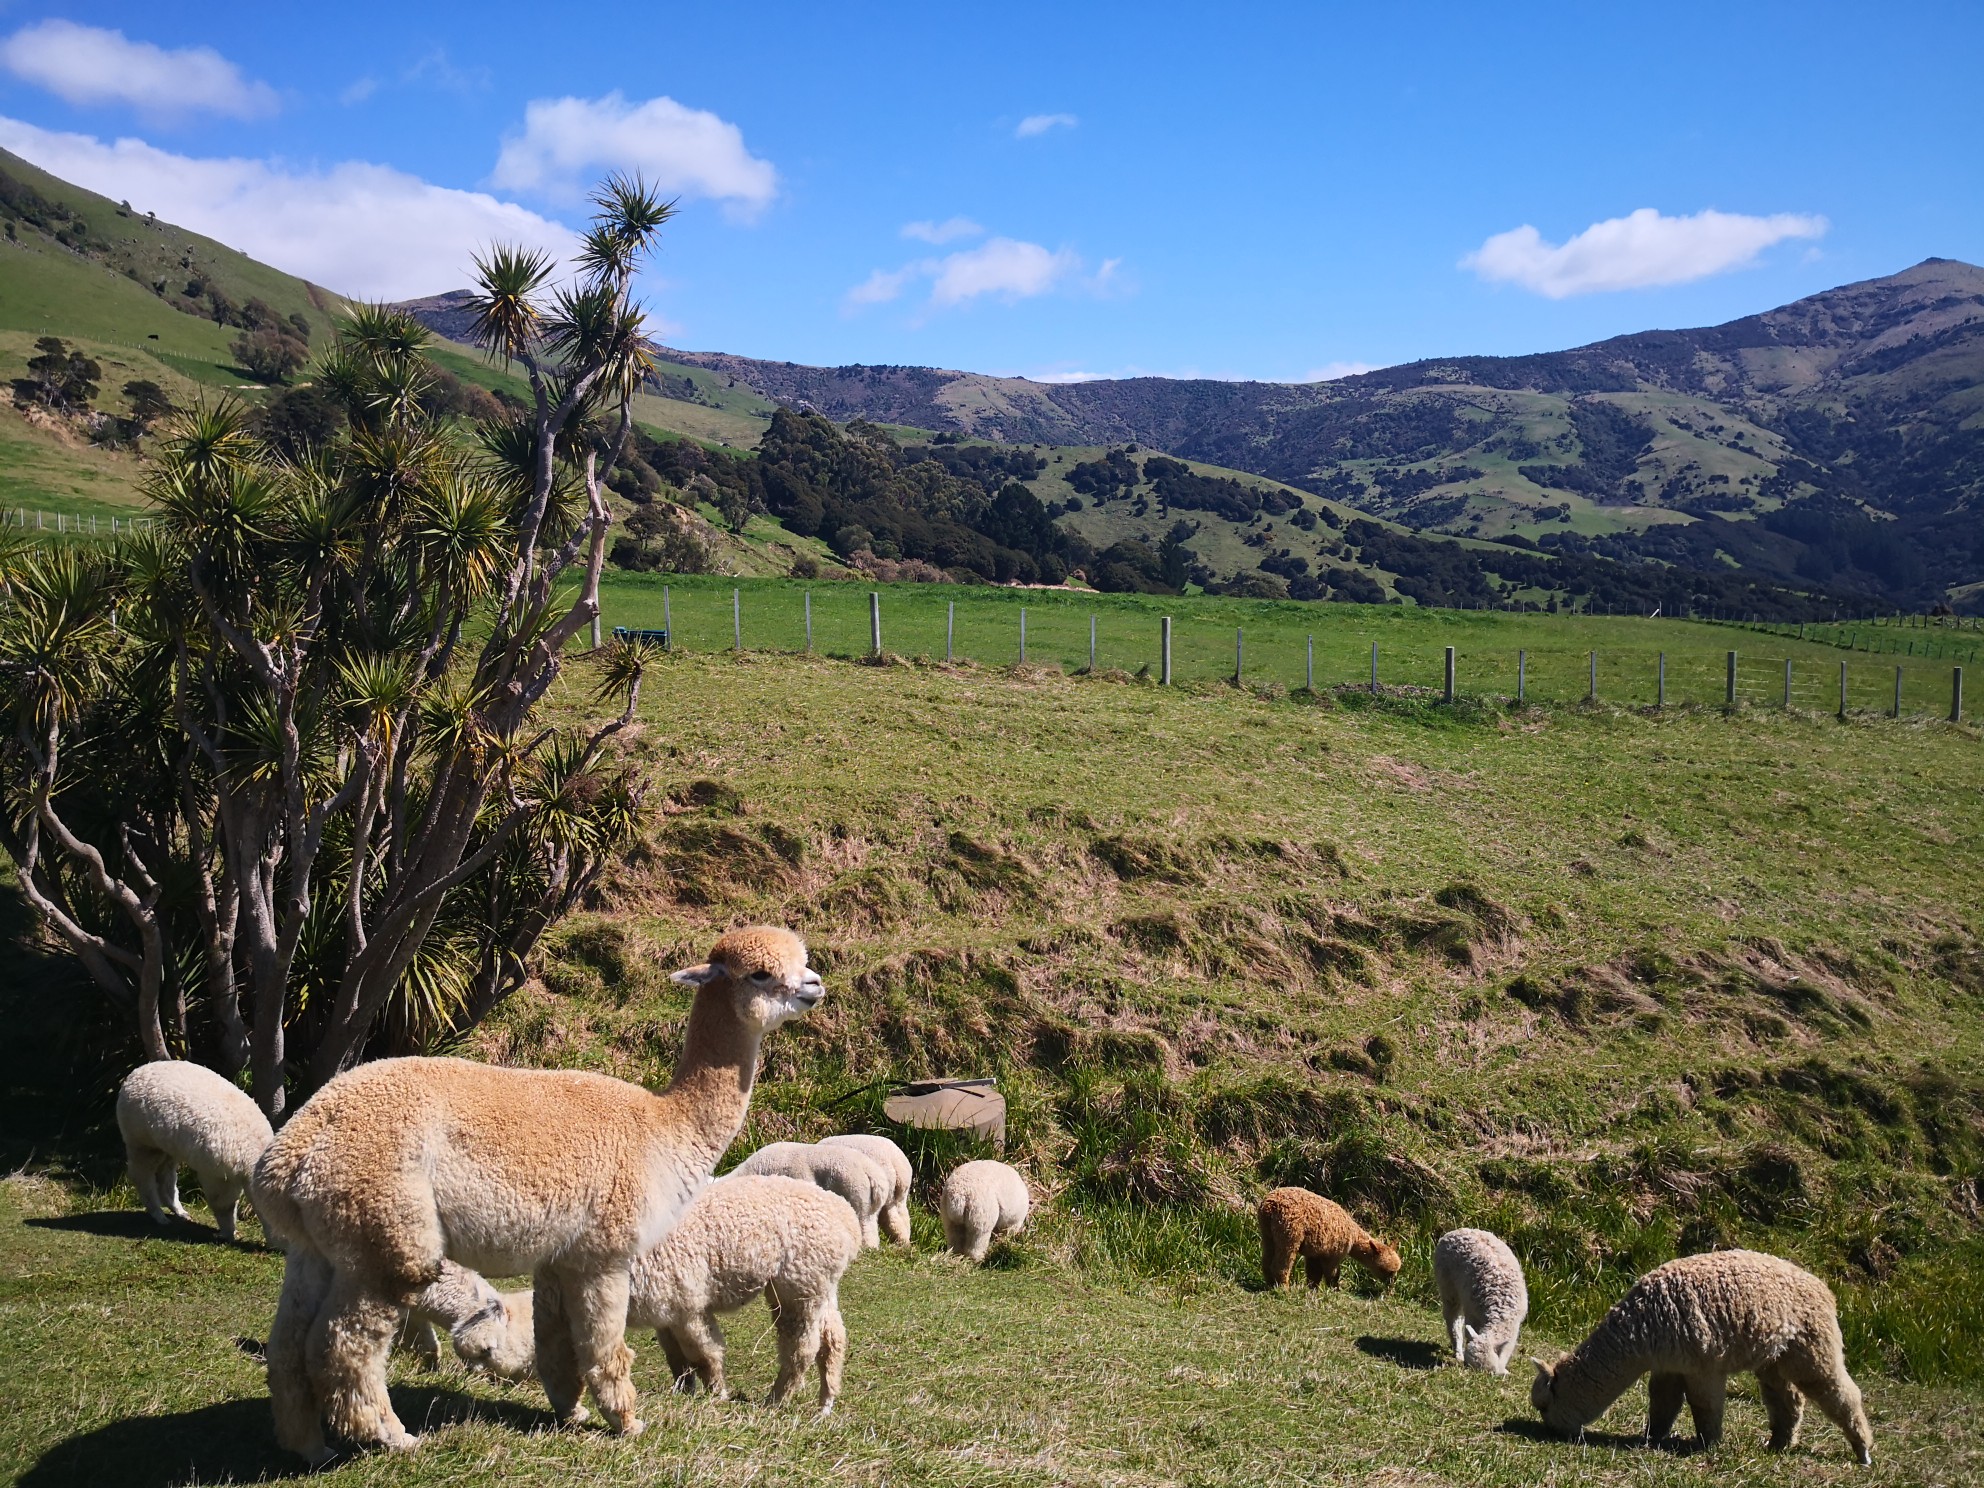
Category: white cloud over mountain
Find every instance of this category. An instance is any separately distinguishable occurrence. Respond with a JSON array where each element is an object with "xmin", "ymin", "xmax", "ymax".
[
  {"xmin": 845, "ymin": 234, "xmax": 1111, "ymax": 314},
  {"xmin": 1462, "ymin": 207, "xmax": 1828, "ymax": 297},
  {"xmin": 0, "ymin": 117, "xmax": 579, "ymax": 300},
  {"xmin": 491, "ymin": 92, "xmax": 776, "ymax": 215},
  {"xmin": 0, "ymin": 20, "xmax": 279, "ymax": 121}
]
